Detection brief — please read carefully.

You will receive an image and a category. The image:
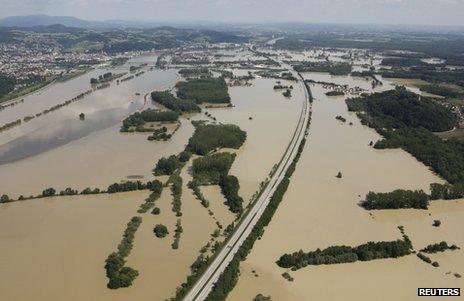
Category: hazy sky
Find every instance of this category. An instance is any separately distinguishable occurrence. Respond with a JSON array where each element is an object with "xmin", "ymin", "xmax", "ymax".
[{"xmin": 2, "ymin": 0, "xmax": 464, "ymax": 26}]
